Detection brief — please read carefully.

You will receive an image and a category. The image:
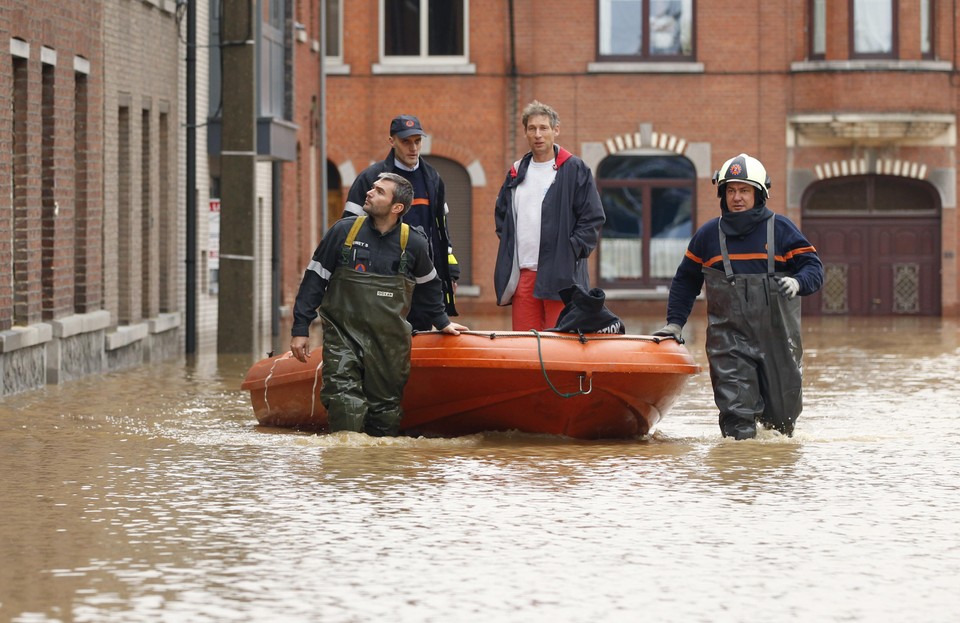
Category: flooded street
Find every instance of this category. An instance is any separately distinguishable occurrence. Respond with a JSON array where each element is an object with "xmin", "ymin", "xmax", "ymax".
[{"xmin": 1, "ymin": 316, "xmax": 958, "ymax": 622}]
